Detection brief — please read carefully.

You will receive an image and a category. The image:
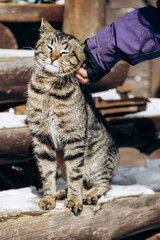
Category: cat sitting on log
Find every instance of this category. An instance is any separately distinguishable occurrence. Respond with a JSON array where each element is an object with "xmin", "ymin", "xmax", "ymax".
[{"xmin": 27, "ymin": 18, "xmax": 119, "ymax": 215}]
